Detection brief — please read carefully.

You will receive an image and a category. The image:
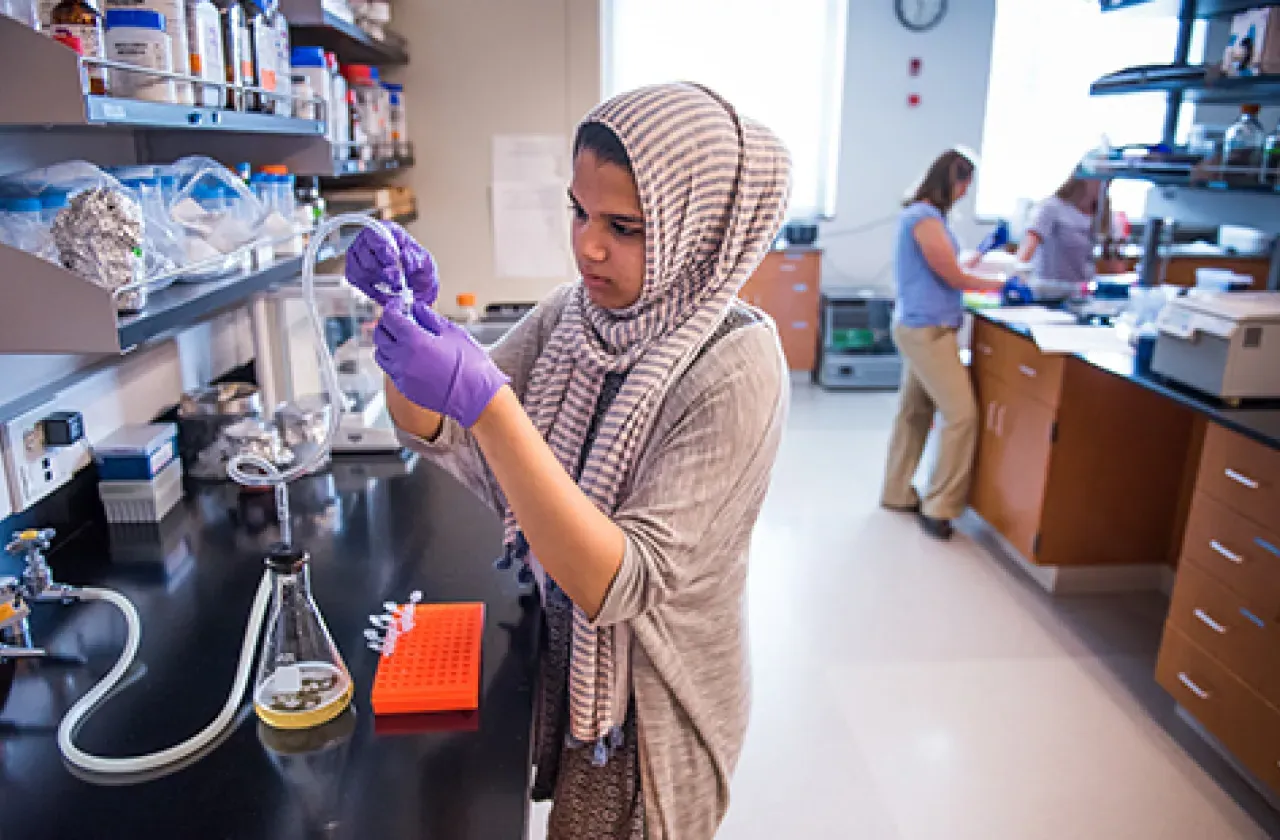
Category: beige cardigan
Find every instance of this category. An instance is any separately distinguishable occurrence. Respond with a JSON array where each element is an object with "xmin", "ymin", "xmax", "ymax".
[{"xmin": 402, "ymin": 284, "xmax": 788, "ymax": 839}]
